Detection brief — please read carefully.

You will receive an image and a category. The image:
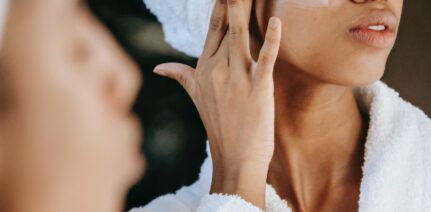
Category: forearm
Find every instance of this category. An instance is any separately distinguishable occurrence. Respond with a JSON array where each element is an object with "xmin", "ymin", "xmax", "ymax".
[{"xmin": 210, "ymin": 163, "xmax": 269, "ymax": 209}]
